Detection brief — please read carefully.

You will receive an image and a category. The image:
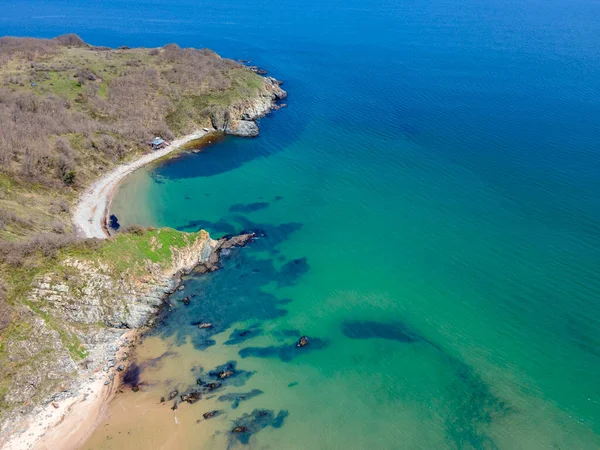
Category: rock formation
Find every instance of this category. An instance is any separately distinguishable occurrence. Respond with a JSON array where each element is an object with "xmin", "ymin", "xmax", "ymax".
[{"xmin": 211, "ymin": 77, "xmax": 287, "ymax": 137}]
